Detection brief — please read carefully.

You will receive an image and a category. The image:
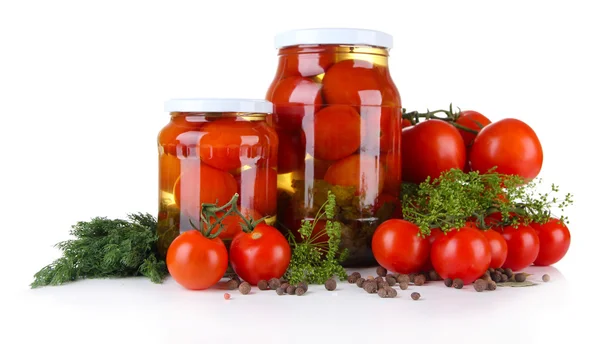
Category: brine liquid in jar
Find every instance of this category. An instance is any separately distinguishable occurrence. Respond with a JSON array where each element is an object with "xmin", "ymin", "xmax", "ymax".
[
  {"xmin": 267, "ymin": 29, "xmax": 402, "ymax": 266},
  {"xmin": 157, "ymin": 99, "xmax": 278, "ymax": 257}
]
